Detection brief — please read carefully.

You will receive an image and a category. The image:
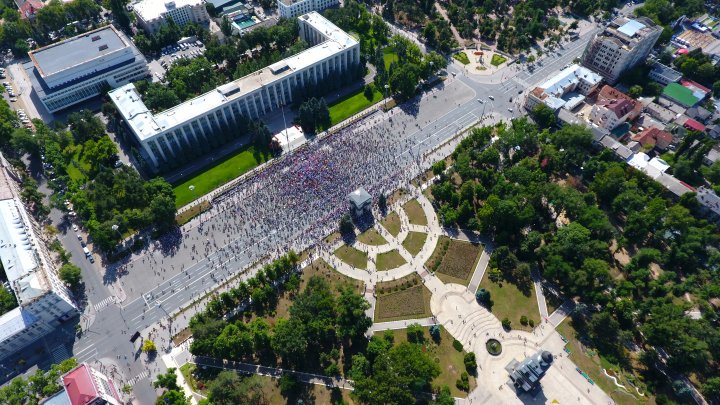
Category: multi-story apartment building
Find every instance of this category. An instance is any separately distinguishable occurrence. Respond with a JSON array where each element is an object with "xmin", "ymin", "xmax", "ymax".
[
  {"xmin": 23, "ymin": 26, "xmax": 149, "ymax": 113},
  {"xmin": 277, "ymin": 0, "xmax": 339, "ymax": 18},
  {"xmin": 581, "ymin": 16, "xmax": 662, "ymax": 84},
  {"xmin": 0, "ymin": 155, "xmax": 78, "ymax": 360},
  {"xmin": 111, "ymin": 12, "xmax": 360, "ymax": 169},
  {"xmin": 133, "ymin": 0, "xmax": 211, "ymax": 34}
]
